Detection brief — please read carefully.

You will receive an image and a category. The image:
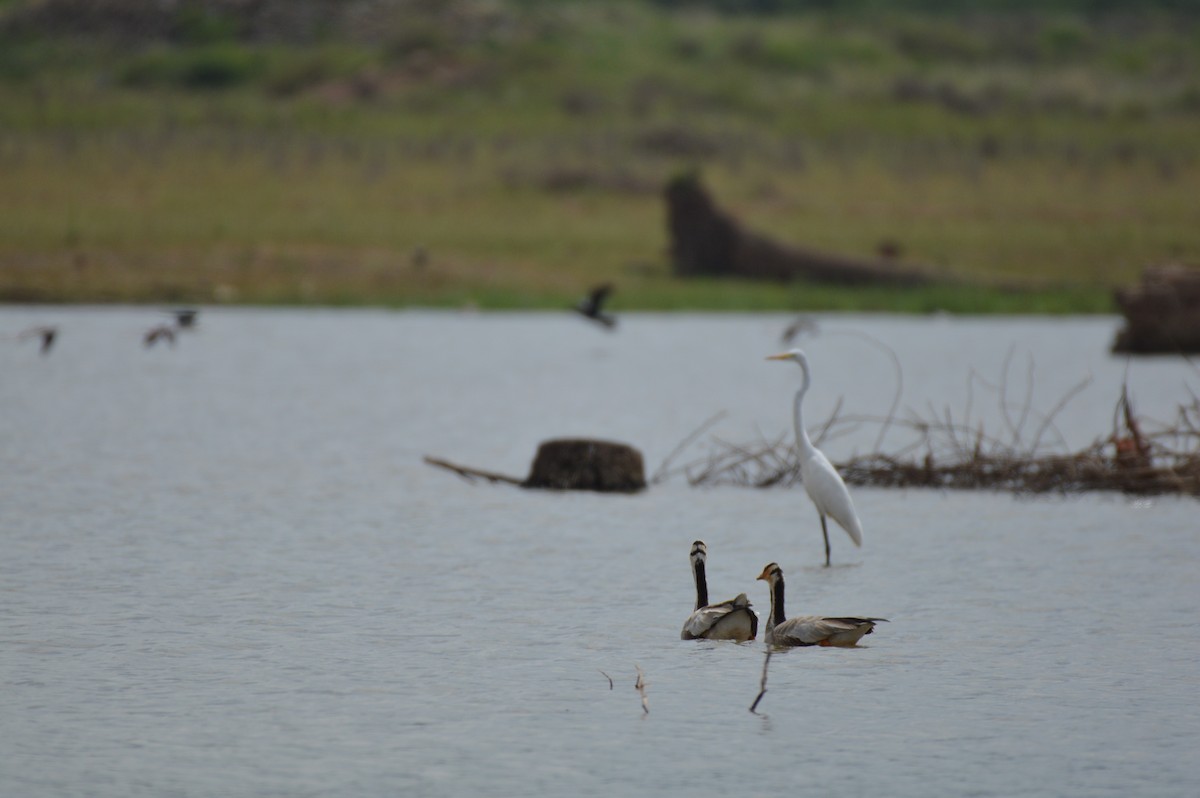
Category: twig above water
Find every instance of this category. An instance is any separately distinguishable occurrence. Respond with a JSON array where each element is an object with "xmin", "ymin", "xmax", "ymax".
[
  {"xmin": 634, "ymin": 664, "xmax": 649, "ymax": 715},
  {"xmin": 749, "ymin": 650, "xmax": 773, "ymax": 714}
]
